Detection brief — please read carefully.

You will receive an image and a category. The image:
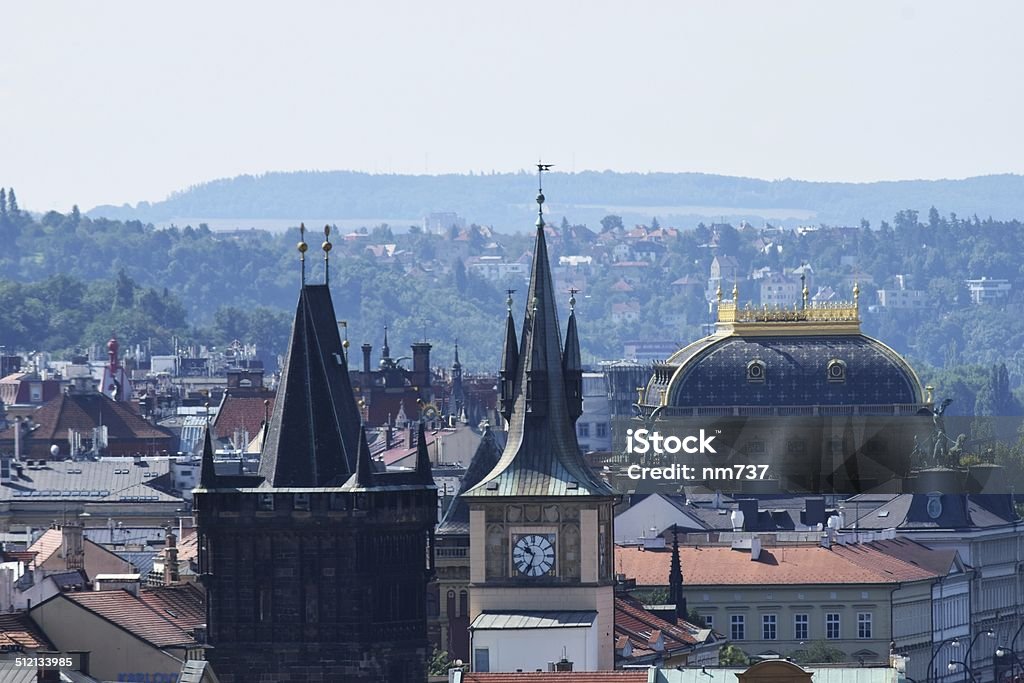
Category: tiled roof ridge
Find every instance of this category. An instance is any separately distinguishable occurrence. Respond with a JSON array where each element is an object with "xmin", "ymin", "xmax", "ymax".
[{"xmin": 65, "ymin": 588, "xmax": 196, "ymax": 648}]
